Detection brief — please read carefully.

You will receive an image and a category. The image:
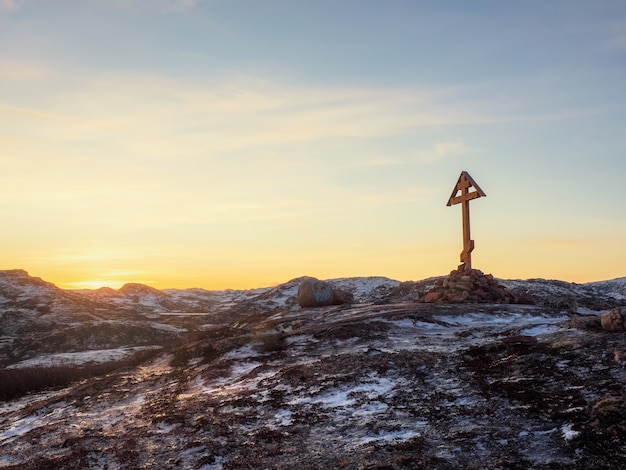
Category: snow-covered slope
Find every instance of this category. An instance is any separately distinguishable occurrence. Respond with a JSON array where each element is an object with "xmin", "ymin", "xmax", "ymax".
[
  {"xmin": 1, "ymin": 269, "xmax": 625, "ymax": 468},
  {"xmin": 1, "ymin": 301, "xmax": 625, "ymax": 468},
  {"xmin": 500, "ymin": 276, "xmax": 626, "ymax": 310},
  {"xmin": 586, "ymin": 276, "xmax": 626, "ymax": 299}
]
